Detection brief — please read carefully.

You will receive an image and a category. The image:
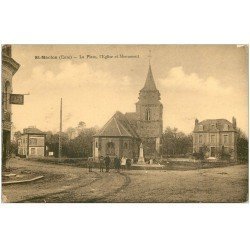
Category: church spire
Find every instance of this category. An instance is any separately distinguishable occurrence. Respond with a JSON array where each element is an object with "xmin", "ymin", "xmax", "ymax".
[{"xmin": 142, "ymin": 62, "xmax": 157, "ymax": 91}]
